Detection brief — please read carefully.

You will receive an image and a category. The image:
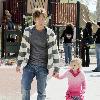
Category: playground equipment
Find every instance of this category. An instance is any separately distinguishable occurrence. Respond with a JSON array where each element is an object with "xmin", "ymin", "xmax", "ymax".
[
  {"xmin": 1, "ymin": 0, "xmax": 97, "ymax": 58},
  {"xmin": 1, "ymin": 0, "xmax": 24, "ymax": 58}
]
